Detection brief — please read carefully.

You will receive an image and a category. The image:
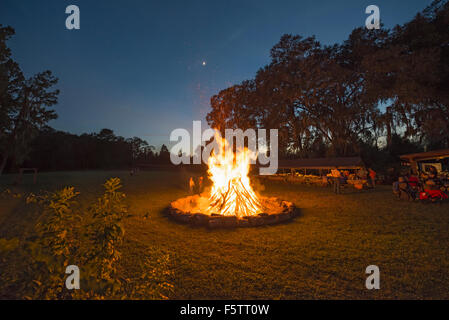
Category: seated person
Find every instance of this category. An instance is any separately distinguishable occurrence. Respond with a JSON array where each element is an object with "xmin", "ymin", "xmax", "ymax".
[
  {"xmin": 423, "ymin": 166, "xmax": 443, "ymax": 190},
  {"xmin": 424, "ymin": 178, "xmax": 440, "ymax": 191},
  {"xmin": 407, "ymin": 175, "xmax": 419, "ymax": 189},
  {"xmin": 397, "ymin": 176, "xmax": 417, "ymax": 200}
]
